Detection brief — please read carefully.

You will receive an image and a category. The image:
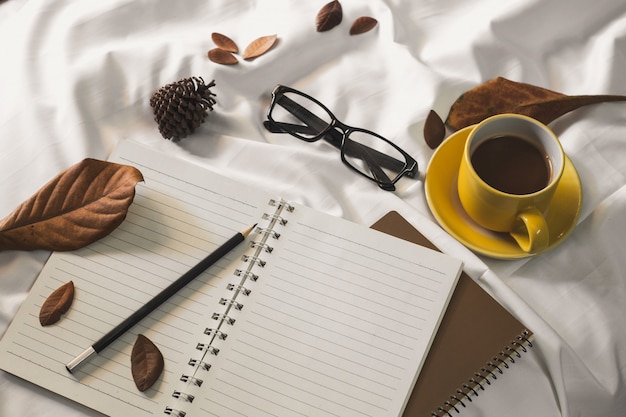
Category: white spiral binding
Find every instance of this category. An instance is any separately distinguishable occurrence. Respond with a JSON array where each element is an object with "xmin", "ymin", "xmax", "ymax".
[
  {"xmin": 203, "ymin": 327, "xmax": 228, "ymax": 340},
  {"xmin": 164, "ymin": 198, "xmax": 293, "ymax": 416},
  {"xmin": 164, "ymin": 407, "xmax": 186, "ymax": 417},
  {"xmin": 430, "ymin": 330, "xmax": 534, "ymax": 417},
  {"xmin": 226, "ymin": 283, "xmax": 251, "ymax": 295}
]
